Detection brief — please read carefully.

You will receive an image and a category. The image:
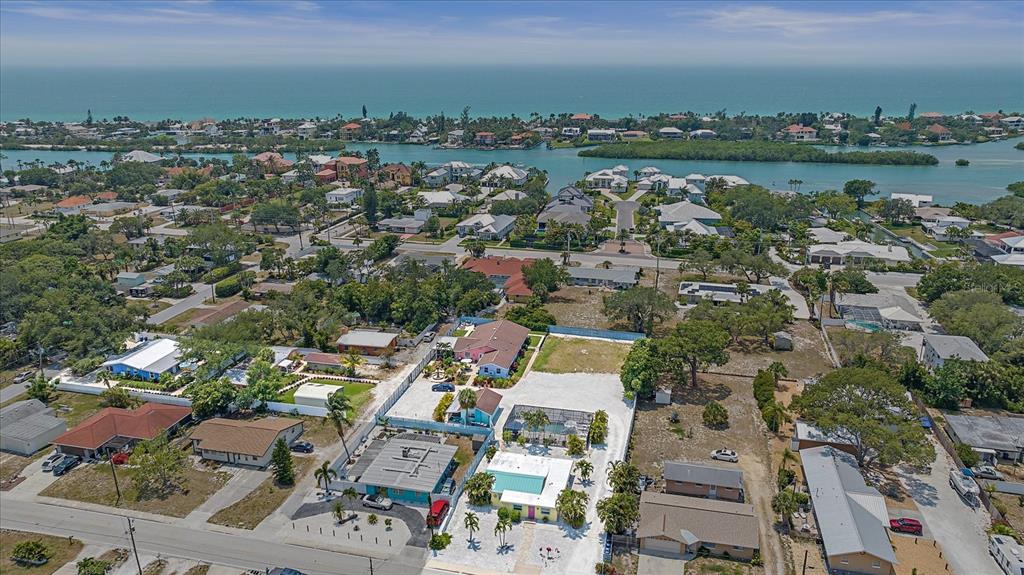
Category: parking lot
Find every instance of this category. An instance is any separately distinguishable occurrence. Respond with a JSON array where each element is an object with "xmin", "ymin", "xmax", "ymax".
[
  {"xmin": 385, "ymin": 373, "xmax": 465, "ymax": 421},
  {"xmin": 430, "ymin": 371, "xmax": 633, "ymax": 575}
]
